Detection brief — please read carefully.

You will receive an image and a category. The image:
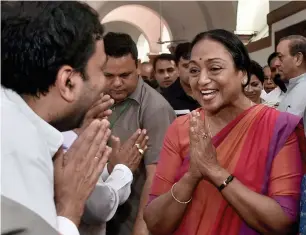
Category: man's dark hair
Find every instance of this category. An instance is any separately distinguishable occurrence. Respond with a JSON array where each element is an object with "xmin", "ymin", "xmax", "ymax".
[
  {"xmin": 267, "ymin": 52, "xmax": 279, "ymax": 67},
  {"xmin": 174, "ymin": 42, "xmax": 191, "ymax": 64},
  {"xmin": 249, "ymin": 60, "xmax": 265, "ymax": 84},
  {"xmin": 103, "ymin": 32, "xmax": 138, "ymax": 66},
  {"xmin": 279, "ymin": 35, "xmax": 306, "ymax": 64},
  {"xmin": 153, "ymin": 53, "xmax": 176, "ymax": 70},
  {"xmin": 1, "ymin": 1, "xmax": 104, "ymax": 96},
  {"xmin": 141, "ymin": 61, "xmax": 151, "ymax": 66}
]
